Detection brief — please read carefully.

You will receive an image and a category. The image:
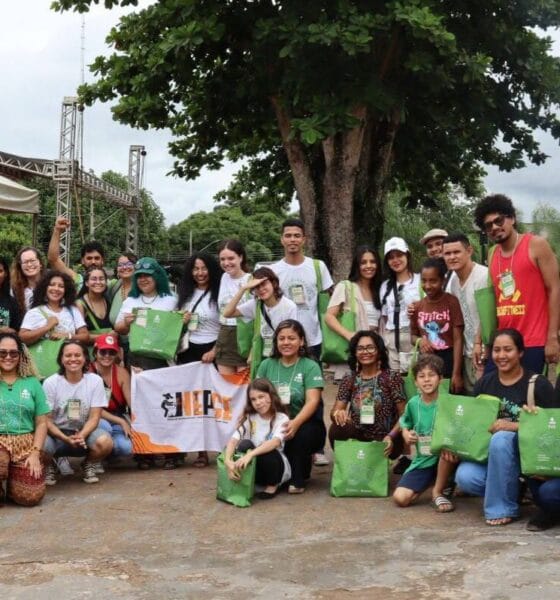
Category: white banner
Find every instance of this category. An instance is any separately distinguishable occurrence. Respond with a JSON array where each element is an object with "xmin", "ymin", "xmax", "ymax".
[{"xmin": 131, "ymin": 362, "xmax": 248, "ymax": 453}]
